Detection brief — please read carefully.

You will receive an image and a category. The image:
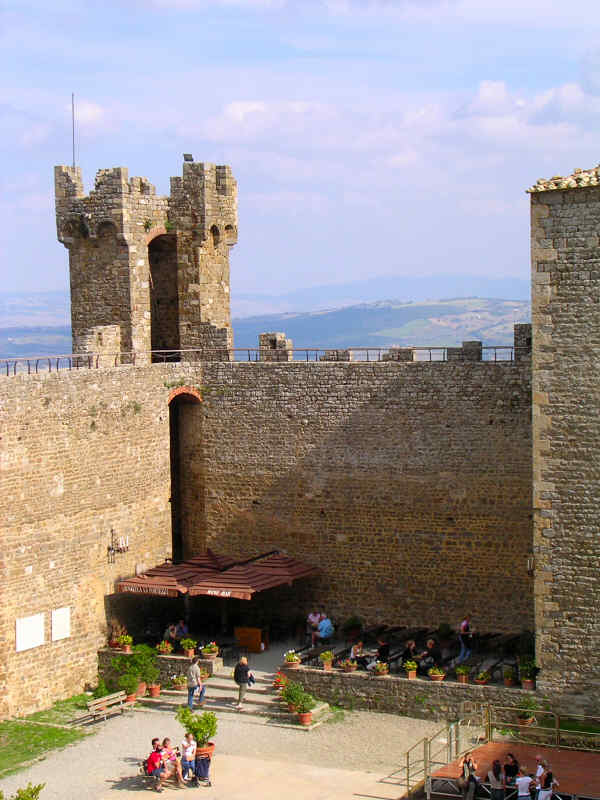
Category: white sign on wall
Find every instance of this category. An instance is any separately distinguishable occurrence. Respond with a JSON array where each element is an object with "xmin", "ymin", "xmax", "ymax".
[
  {"xmin": 15, "ymin": 613, "xmax": 45, "ymax": 652},
  {"xmin": 51, "ymin": 607, "xmax": 71, "ymax": 641}
]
